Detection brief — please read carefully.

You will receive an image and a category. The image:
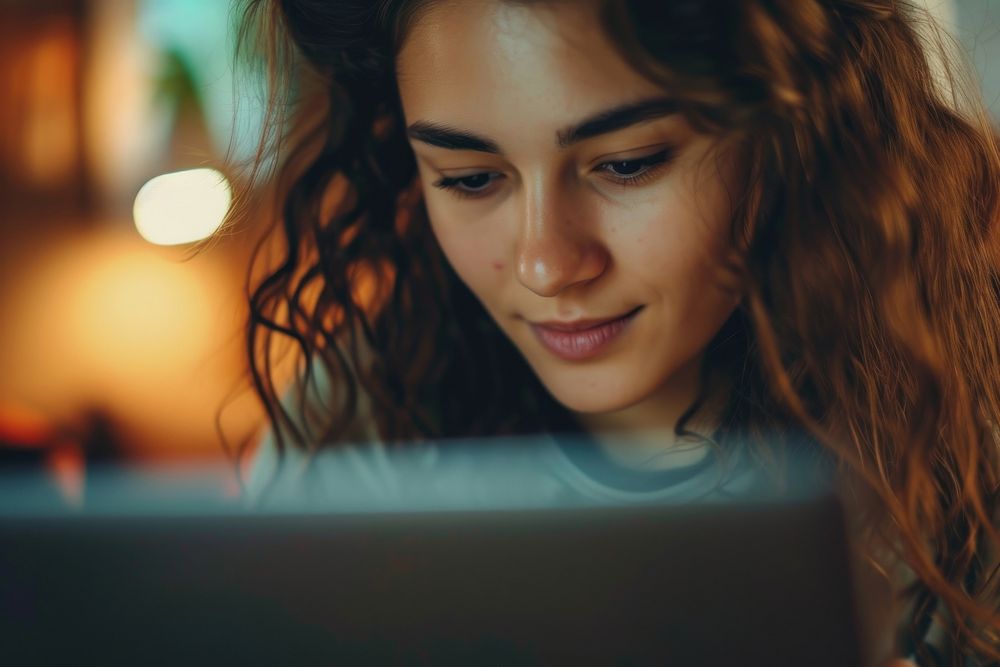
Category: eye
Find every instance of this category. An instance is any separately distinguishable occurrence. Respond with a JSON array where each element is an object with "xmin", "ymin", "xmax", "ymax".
[
  {"xmin": 597, "ymin": 148, "xmax": 675, "ymax": 187},
  {"xmin": 432, "ymin": 172, "xmax": 503, "ymax": 200}
]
